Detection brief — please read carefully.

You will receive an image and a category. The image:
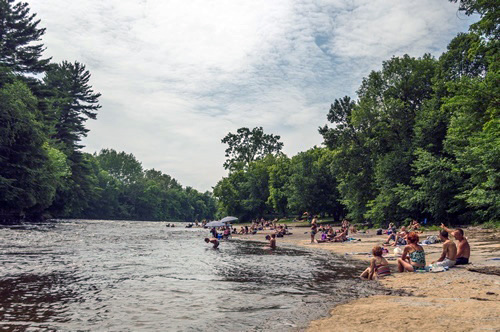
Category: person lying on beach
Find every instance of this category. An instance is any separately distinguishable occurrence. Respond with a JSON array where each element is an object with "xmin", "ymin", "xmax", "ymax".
[
  {"xmin": 204, "ymin": 237, "xmax": 219, "ymax": 249},
  {"xmin": 431, "ymin": 230, "xmax": 457, "ymax": 268},
  {"xmin": 360, "ymin": 246, "xmax": 391, "ymax": 280},
  {"xmin": 440, "ymin": 224, "xmax": 470, "ymax": 265},
  {"xmin": 397, "ymin": 232, "xmax": 426, "ymax": 272}
]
